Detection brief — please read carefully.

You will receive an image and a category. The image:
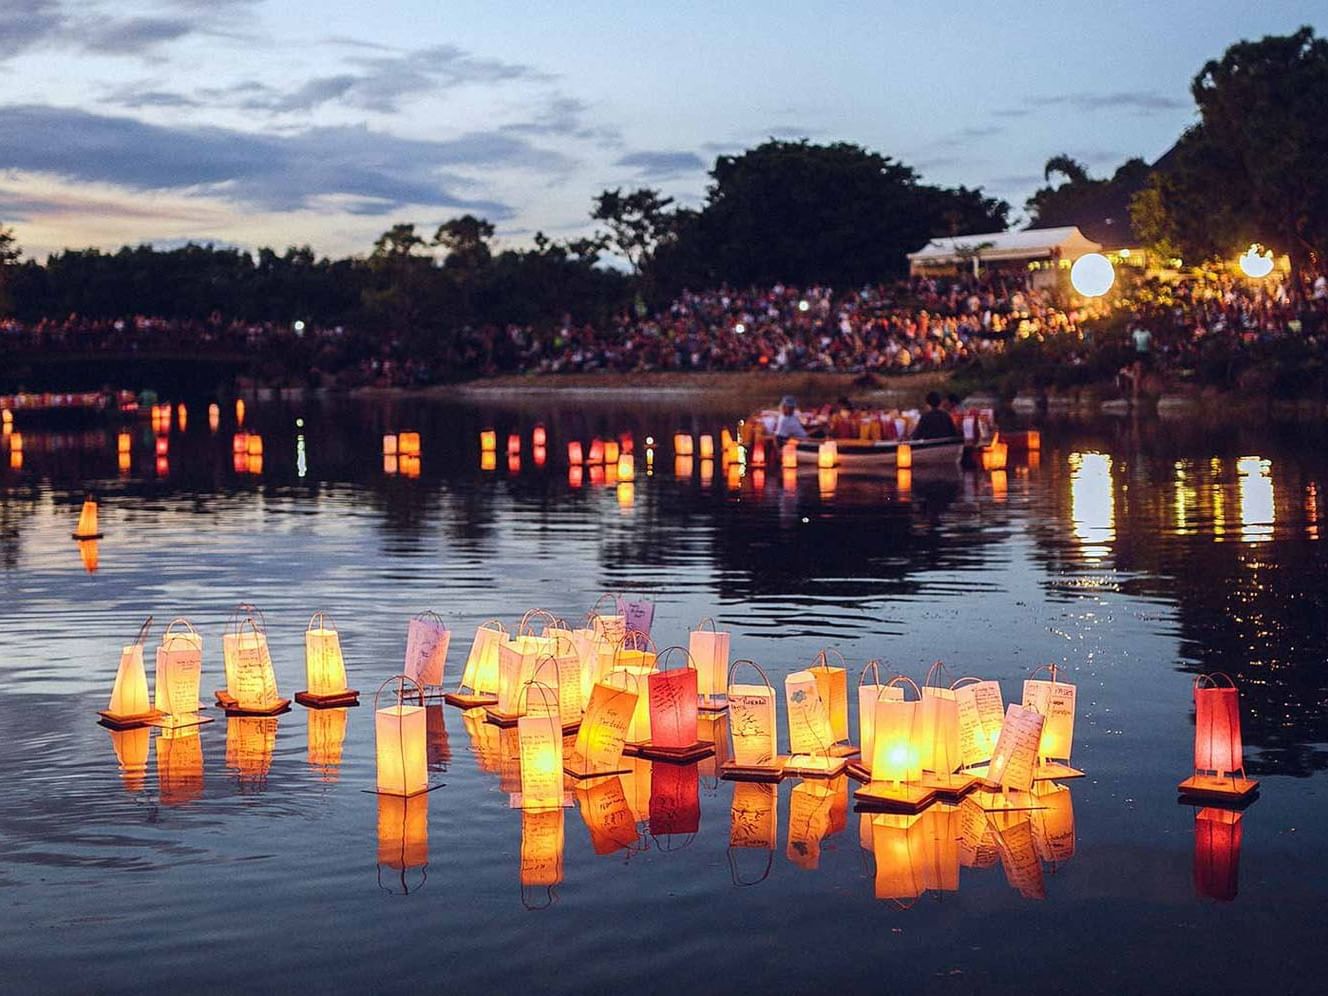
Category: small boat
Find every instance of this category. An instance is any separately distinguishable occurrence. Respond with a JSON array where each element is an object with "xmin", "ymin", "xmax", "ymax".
[{"xmin": 795, "ymin": 436, "xmax": 964, "ymax": 470}]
